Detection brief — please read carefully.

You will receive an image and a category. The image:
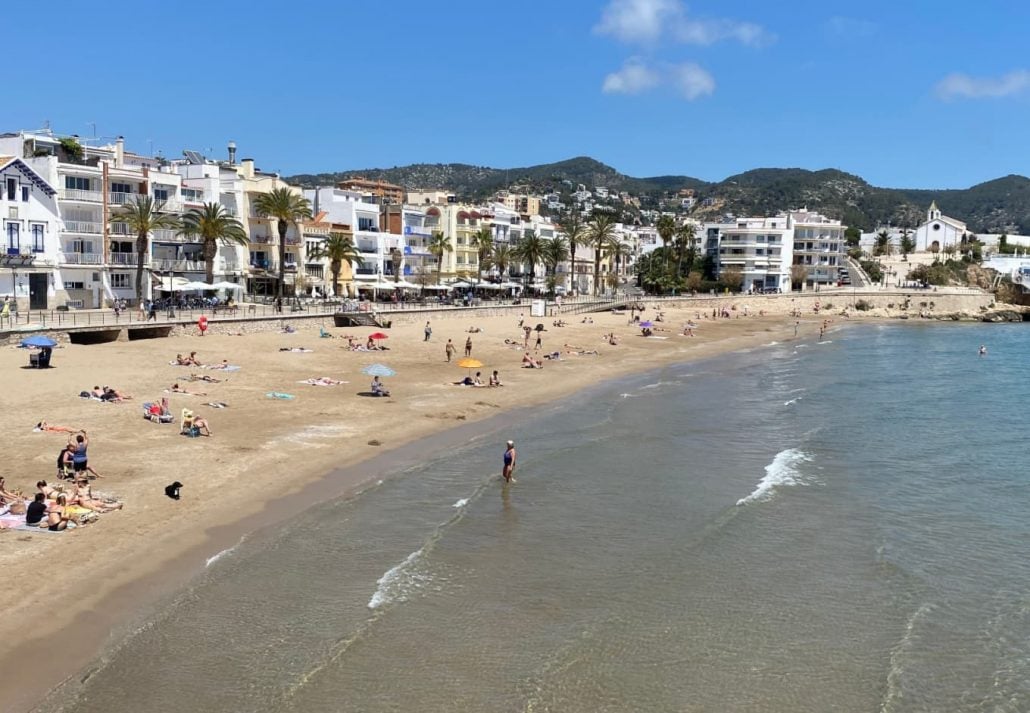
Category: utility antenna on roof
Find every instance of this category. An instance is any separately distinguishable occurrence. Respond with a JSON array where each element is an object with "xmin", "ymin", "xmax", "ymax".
[{"xmin": 88, "ymin": 122, "xmax": 96, "ymax": 138}]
